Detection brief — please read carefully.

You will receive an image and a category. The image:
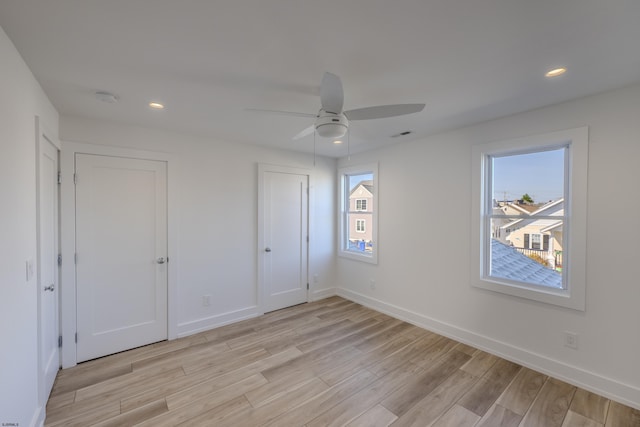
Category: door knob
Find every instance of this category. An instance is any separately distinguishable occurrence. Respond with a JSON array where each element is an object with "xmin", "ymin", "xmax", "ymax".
[
  {"xmin": 44, "ymin": 284, "xmax": 55, "ymax": 292},
  {"xmin": 156, "ymin": 257, "xmax": 166, "ymax": 264},
  {"xmin": 265, "ymin": 248, "xmax": 271, "ymax": 252}
]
